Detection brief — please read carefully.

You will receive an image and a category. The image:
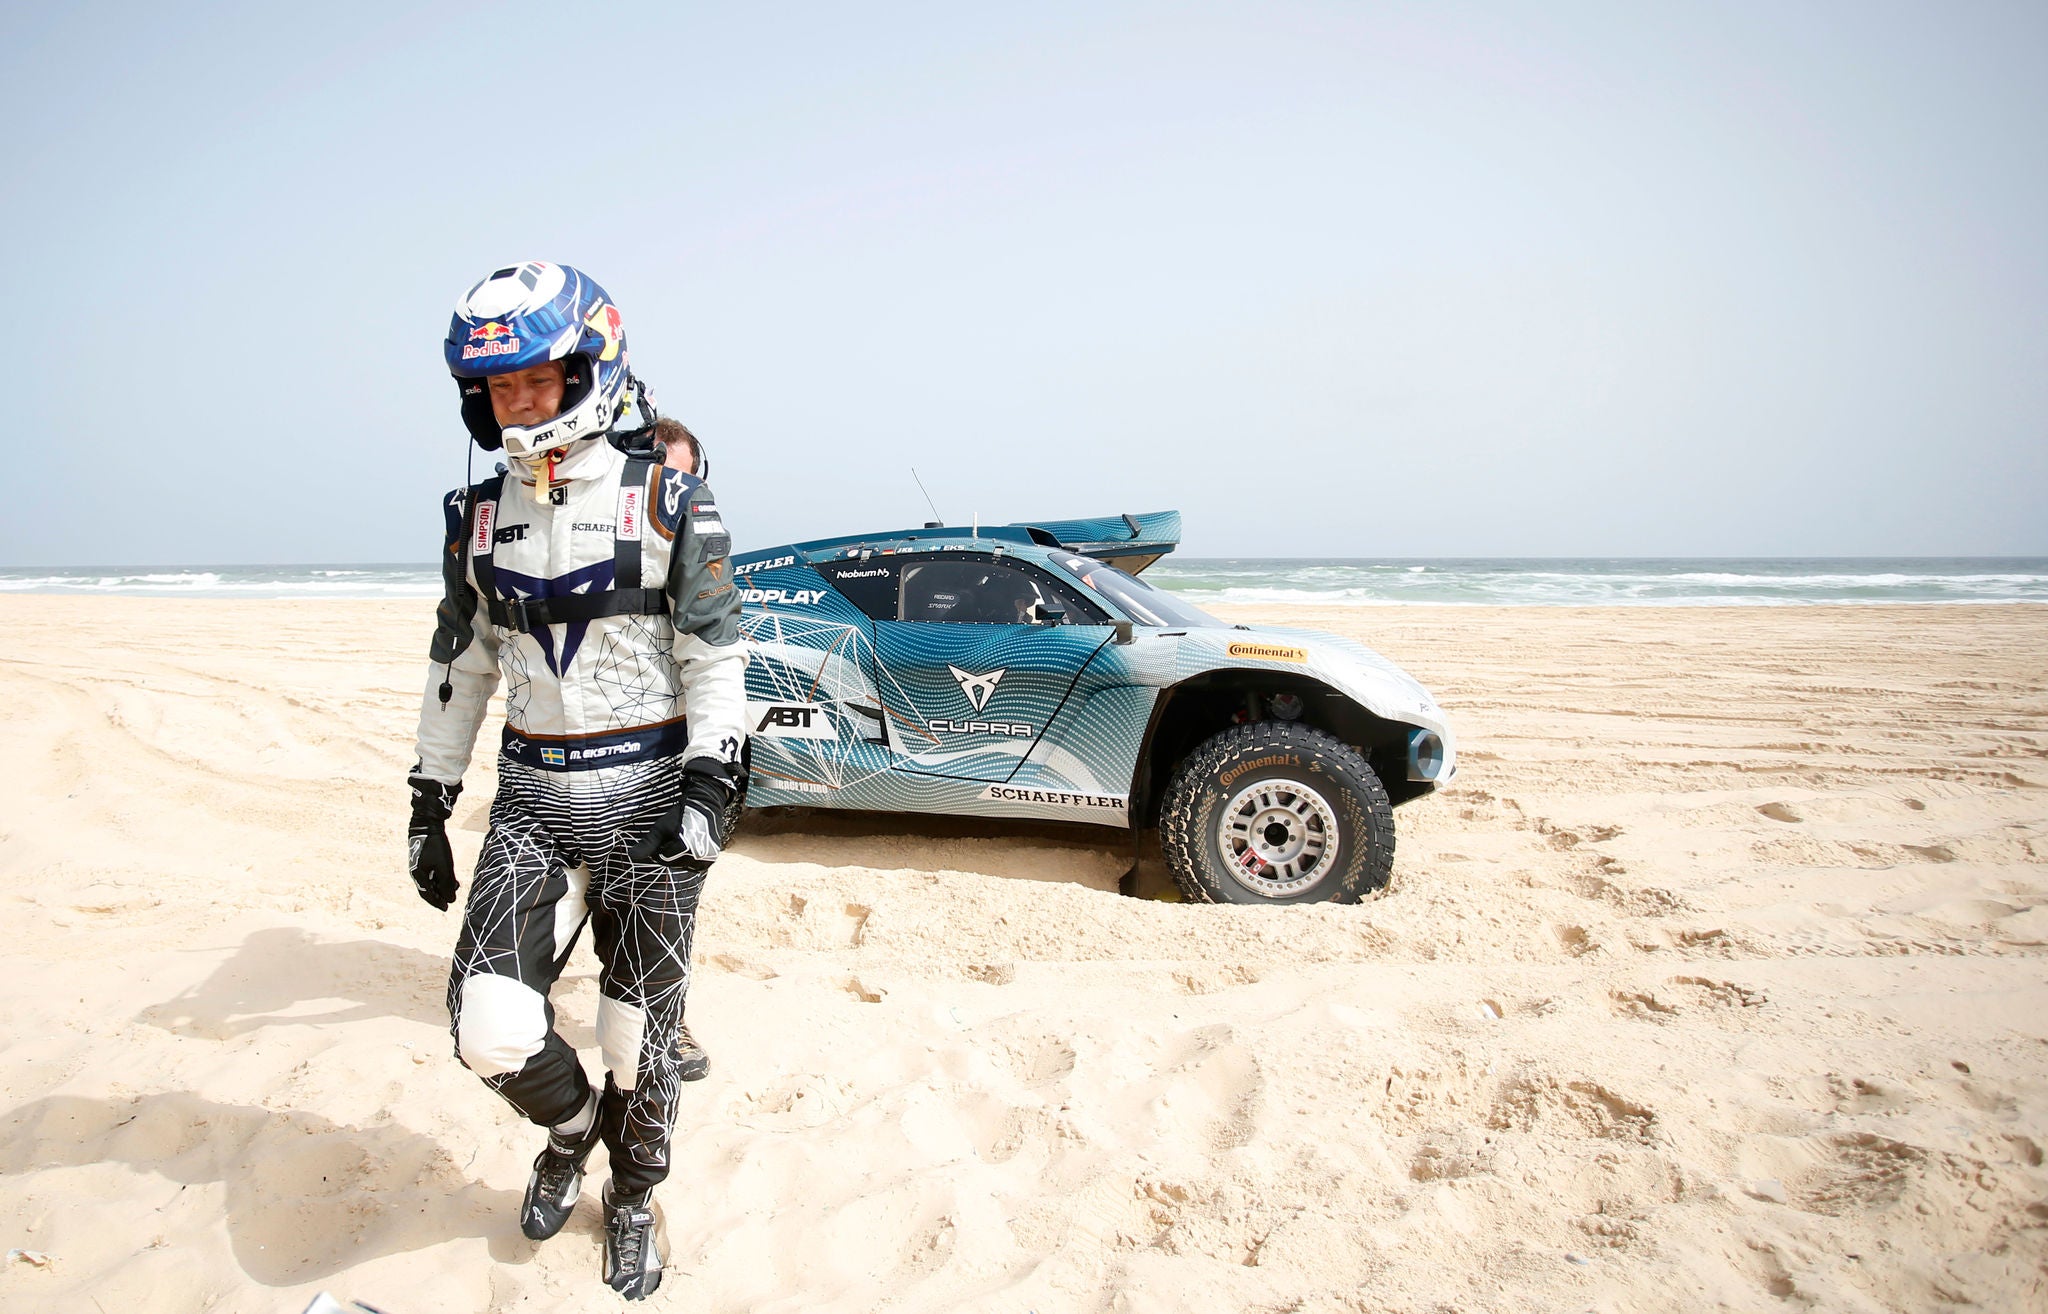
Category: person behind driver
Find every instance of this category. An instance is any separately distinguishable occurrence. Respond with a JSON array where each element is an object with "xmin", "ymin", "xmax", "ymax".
[
  {"xmin": 405, "ymin": 261, "xmax": 747, "ymax": 1300},
  {"xmin": 655, "ymin": 416, "xmax": 701, "ymax": 475}
]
